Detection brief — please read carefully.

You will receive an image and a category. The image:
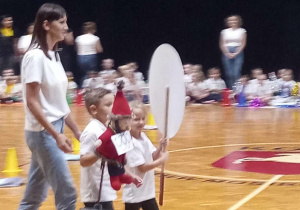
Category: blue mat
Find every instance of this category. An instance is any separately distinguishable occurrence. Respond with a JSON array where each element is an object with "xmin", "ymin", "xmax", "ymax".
[
  {"xmin": 64, "ymin": 154, "xmax": 80, "ymax": 161},
  {"xmin": 0, "ymin": 177, "xmax": 23, "ymax": 187}
]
